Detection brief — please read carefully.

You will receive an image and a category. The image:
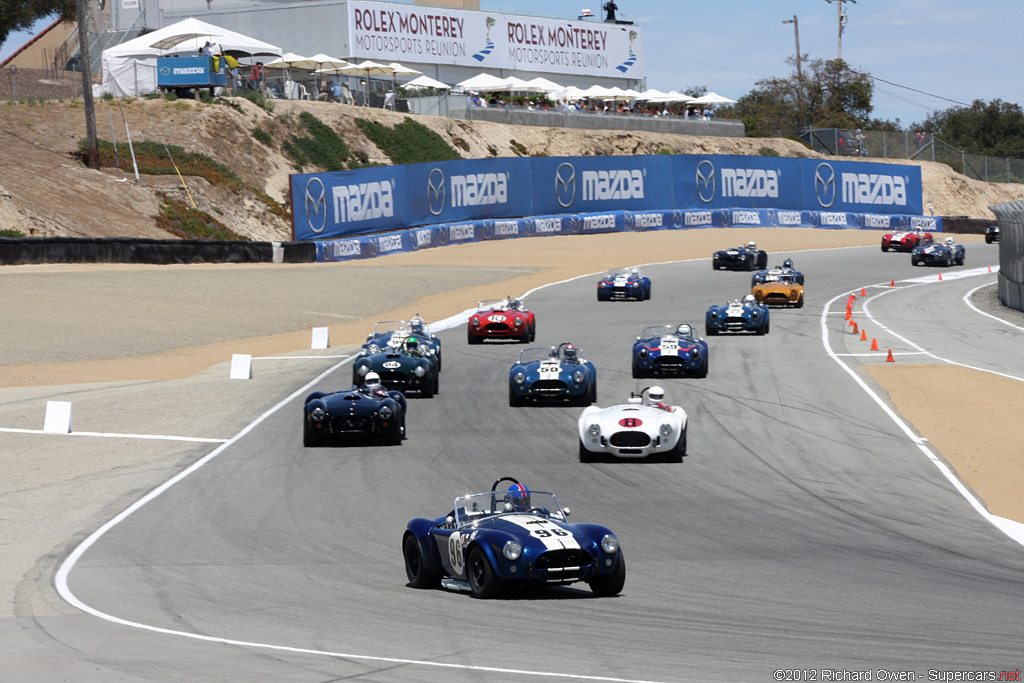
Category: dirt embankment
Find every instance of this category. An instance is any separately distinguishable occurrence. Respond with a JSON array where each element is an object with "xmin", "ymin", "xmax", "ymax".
[{"xmin": 1, "ymin": 79, "xmax": 1023, "ymax": 241}]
